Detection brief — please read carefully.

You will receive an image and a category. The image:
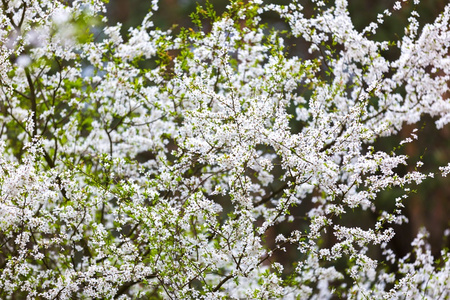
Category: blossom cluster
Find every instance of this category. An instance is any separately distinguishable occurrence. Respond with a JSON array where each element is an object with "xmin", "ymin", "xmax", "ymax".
[{"xmin": 0, "ymin": 0, "xmax": 449, "ymax": 298}]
